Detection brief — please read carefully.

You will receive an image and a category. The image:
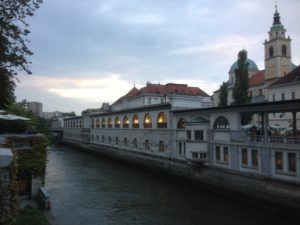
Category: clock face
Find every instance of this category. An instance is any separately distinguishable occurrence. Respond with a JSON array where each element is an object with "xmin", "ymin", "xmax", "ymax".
[
  {"xmin": 281, "ymin": 58, "xmax": 288, "ymax": 65},
  {"xmin": 268, "ymin": 59, "xmax": 274, "ymax": 67}
]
